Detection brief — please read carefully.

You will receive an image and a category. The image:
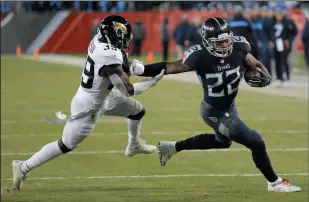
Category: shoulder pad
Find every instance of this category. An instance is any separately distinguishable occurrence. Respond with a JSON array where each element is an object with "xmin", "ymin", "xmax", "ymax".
[
  {"xmin": 183, "ymin": 44, "xmax": 203, "ymax": 70},
  {"xmin": 92, "ymin": 43, "xmax": 123, "ymax": 65},
  {"xmin": 183, "ymin": 44, "xmax": 203, "ymax": 62},
  {"xmin": 233, "ymin": 36, "xmax": 251, "ymax": 53}
]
